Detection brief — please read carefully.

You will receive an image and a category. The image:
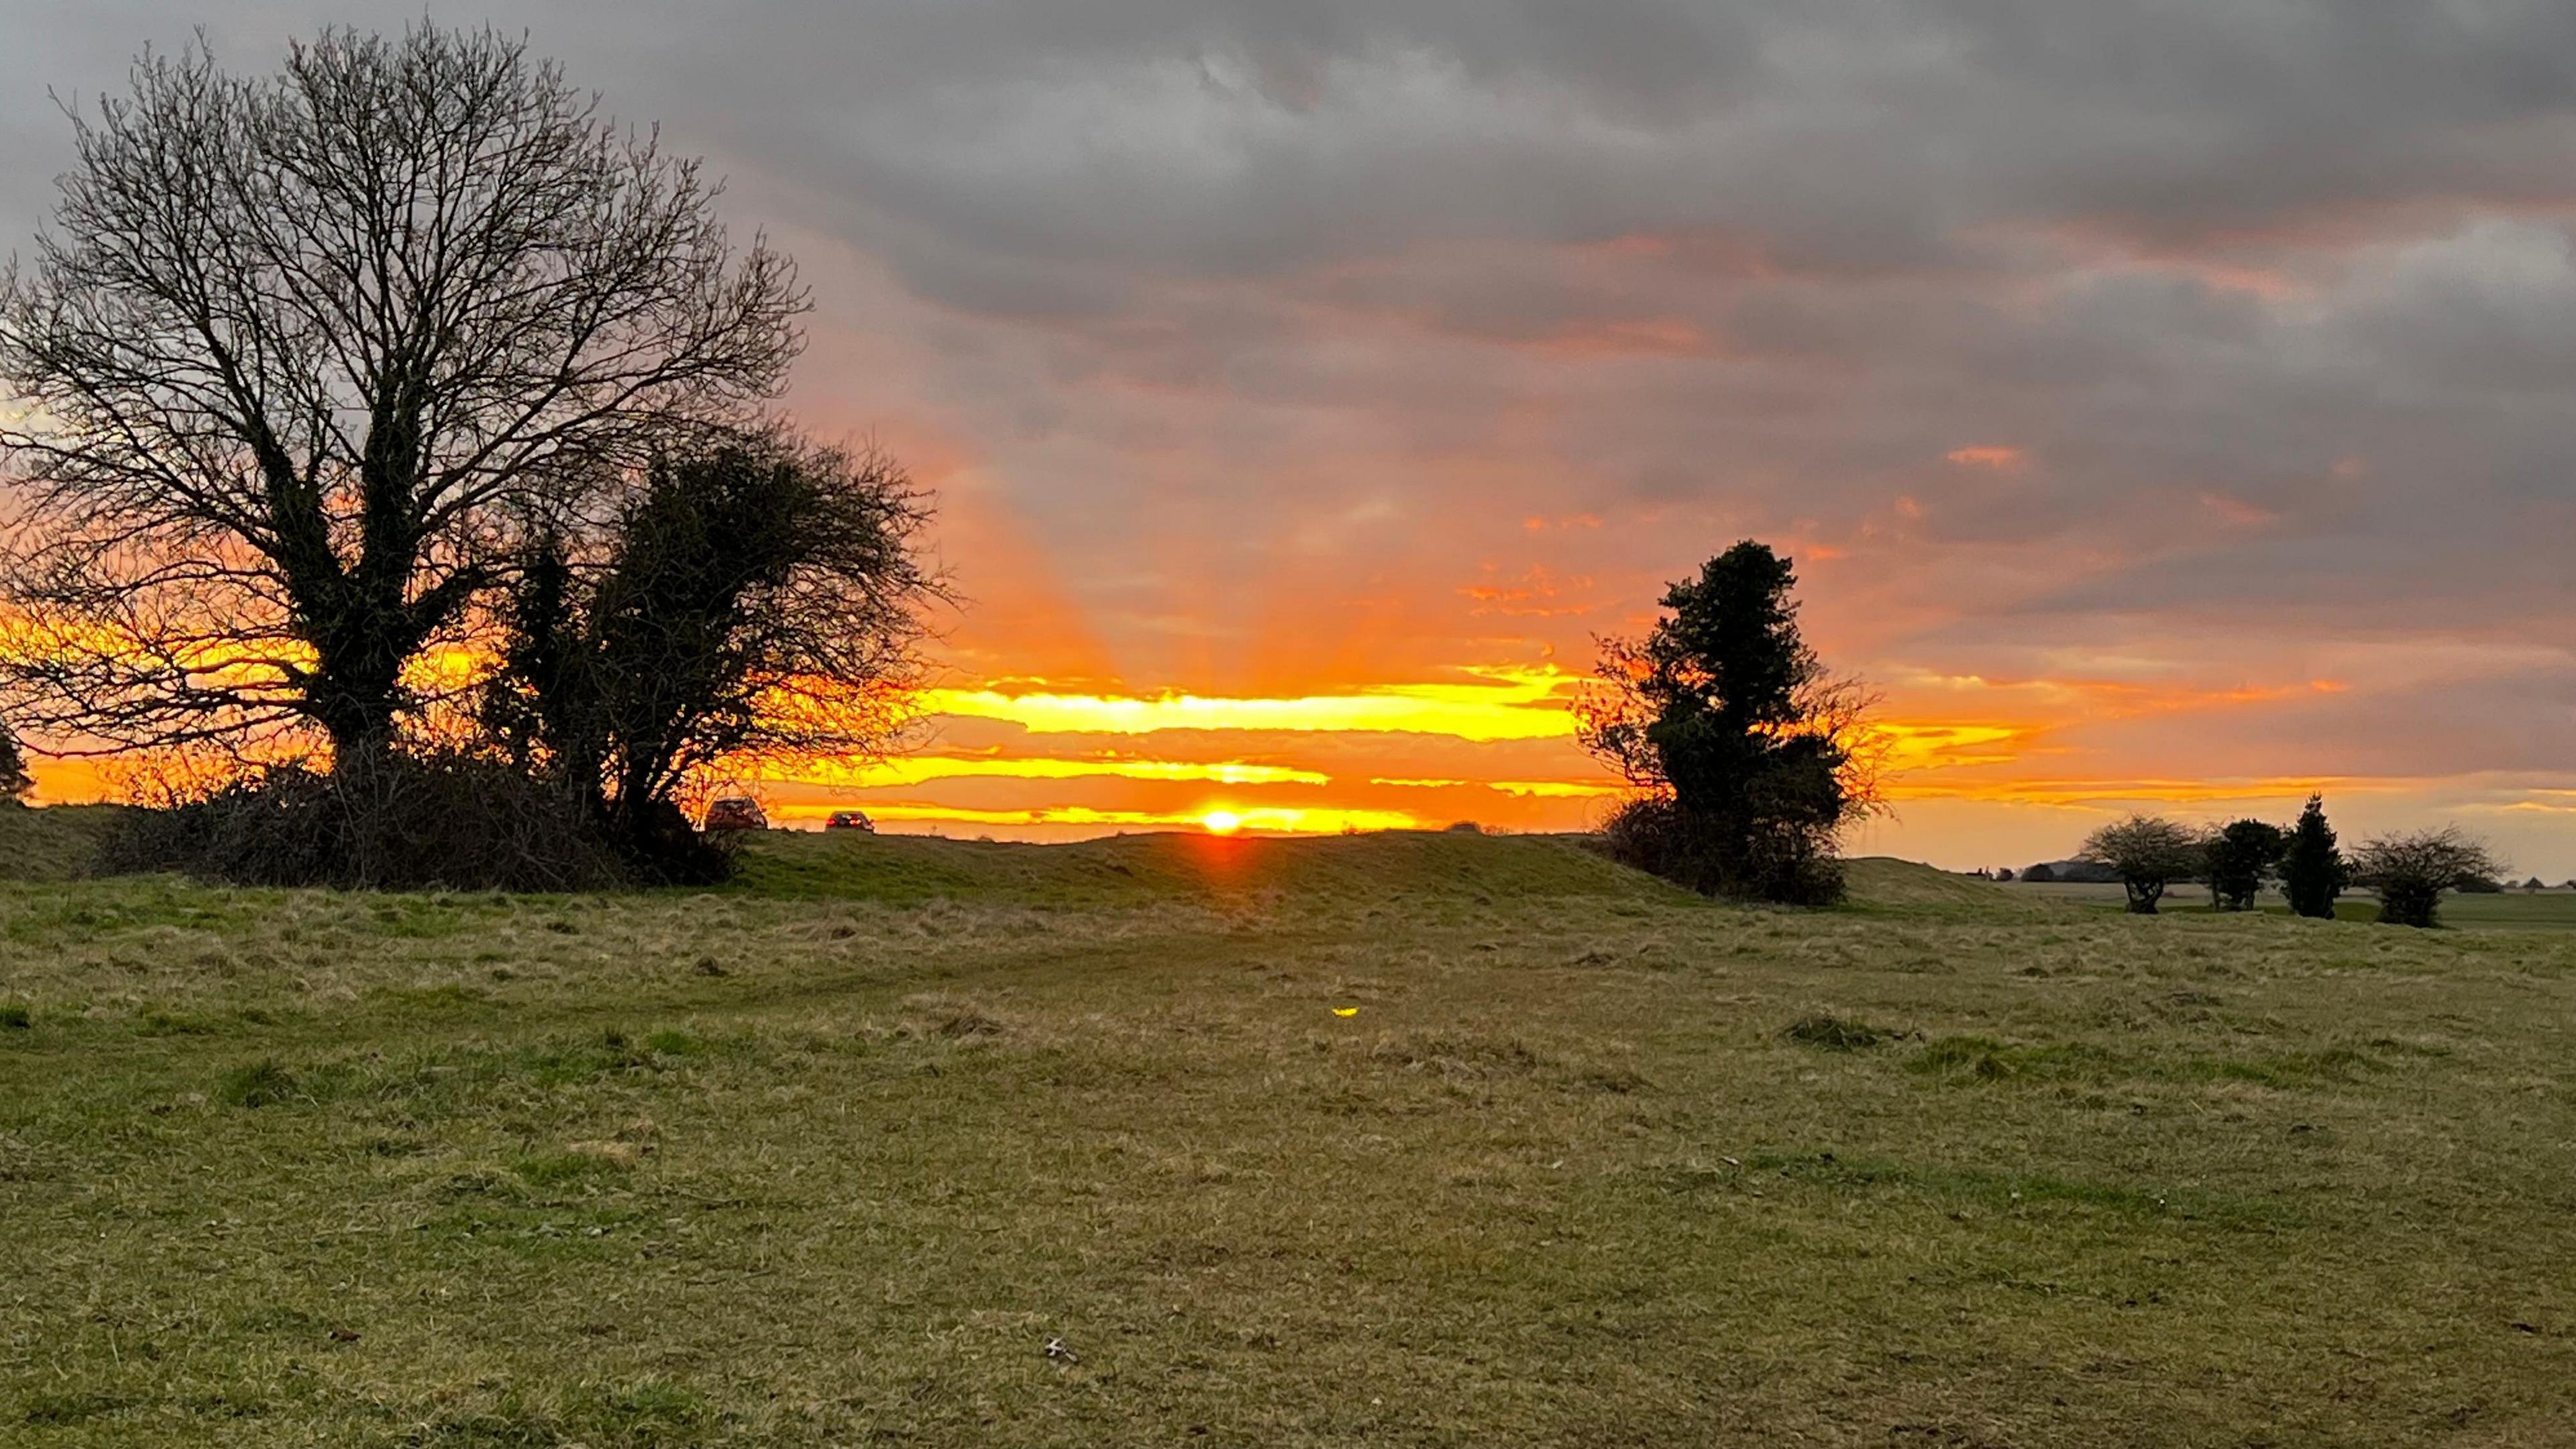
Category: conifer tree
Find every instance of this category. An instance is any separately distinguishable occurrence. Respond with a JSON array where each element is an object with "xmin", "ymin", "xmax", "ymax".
[
  {"xmin": 0, "ymin": 720, "xmax": 29, "ymax": 804},
  {"xmin": 2280, "ymin": 794, "xmax": 2347, "ymax": 919},
  {"xmin": 1578, "ymin": 541, "xmax": 1879, "ymax": 904}
]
